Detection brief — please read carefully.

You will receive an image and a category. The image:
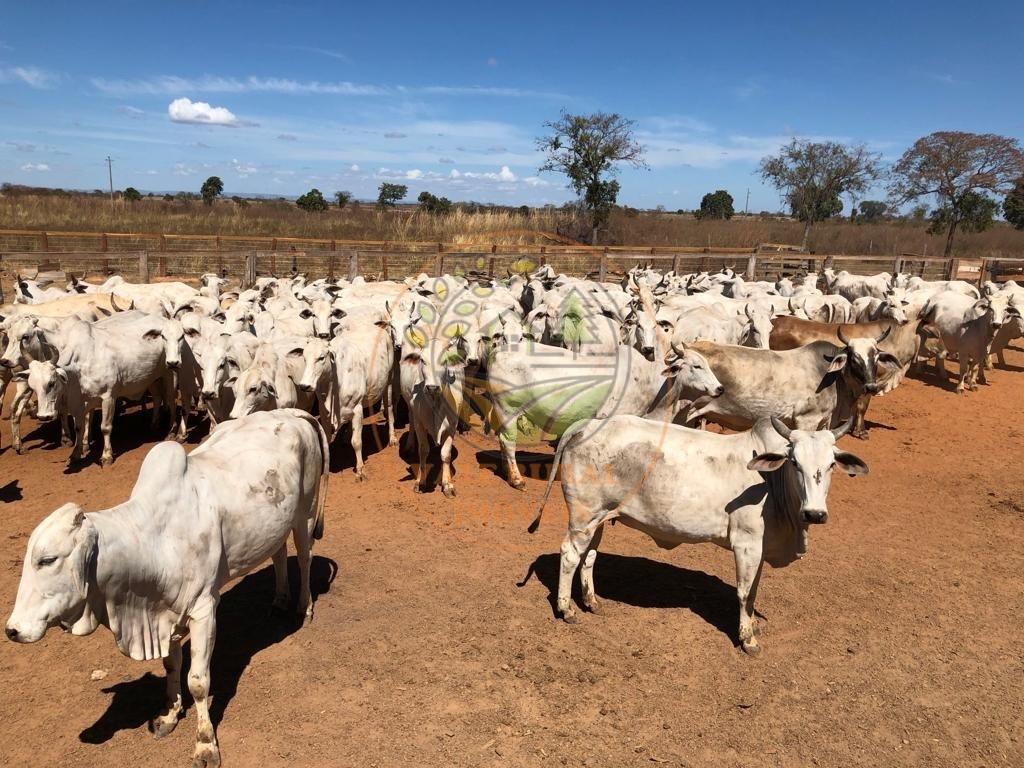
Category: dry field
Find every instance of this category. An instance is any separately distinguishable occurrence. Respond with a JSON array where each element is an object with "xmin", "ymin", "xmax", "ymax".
[
  {"xmin": 1, "ymin": 347, "xmax": 1022, "ymax": 767},
  {"xmin": 4, "ymin": 192, "xmax": 1024, "ymax": 256}
]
